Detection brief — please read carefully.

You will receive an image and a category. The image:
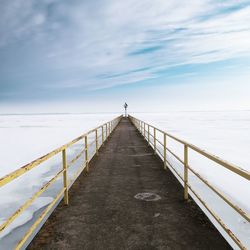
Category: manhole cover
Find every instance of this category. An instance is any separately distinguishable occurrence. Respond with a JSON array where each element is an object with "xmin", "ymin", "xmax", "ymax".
[{"xmin": 134, "ymin": 192, "xmax": 161, "ymax": 201}]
